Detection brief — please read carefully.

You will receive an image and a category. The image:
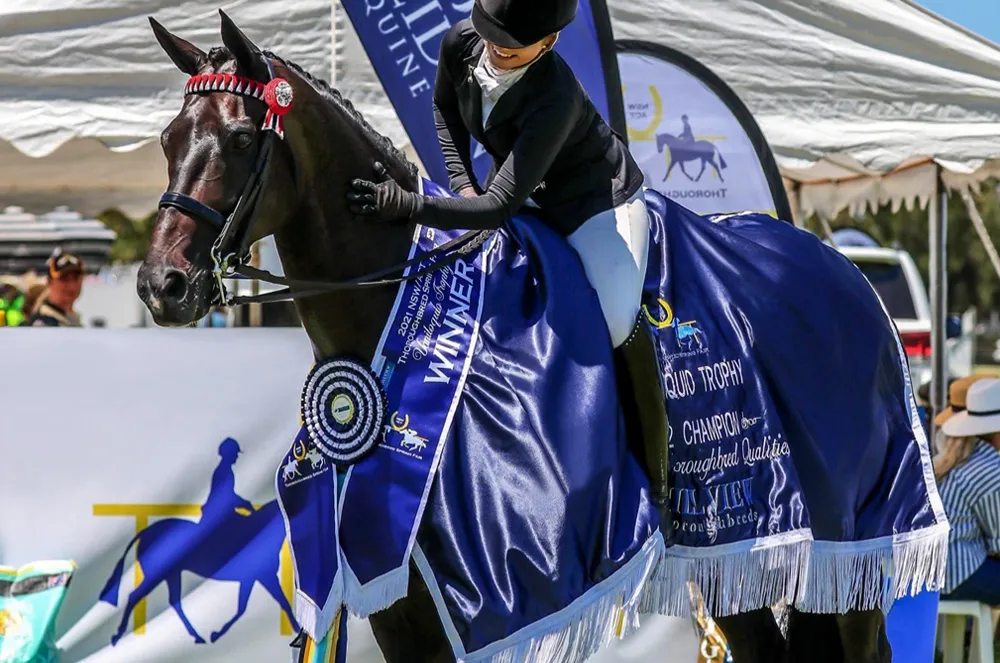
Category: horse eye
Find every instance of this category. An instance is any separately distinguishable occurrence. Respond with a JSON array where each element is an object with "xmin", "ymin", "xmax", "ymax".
[{"xmin": 232, "ymin": 132, "xmax": 253, "ymax": 150}]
